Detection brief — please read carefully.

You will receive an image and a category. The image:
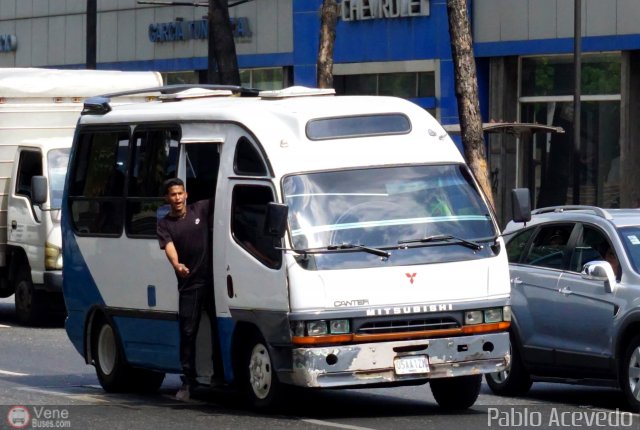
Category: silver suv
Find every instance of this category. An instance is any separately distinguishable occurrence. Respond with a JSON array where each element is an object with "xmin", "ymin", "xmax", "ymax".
[{"xmin": 486, "ymin": 205, "xmax": 640, "ymax": 410}]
